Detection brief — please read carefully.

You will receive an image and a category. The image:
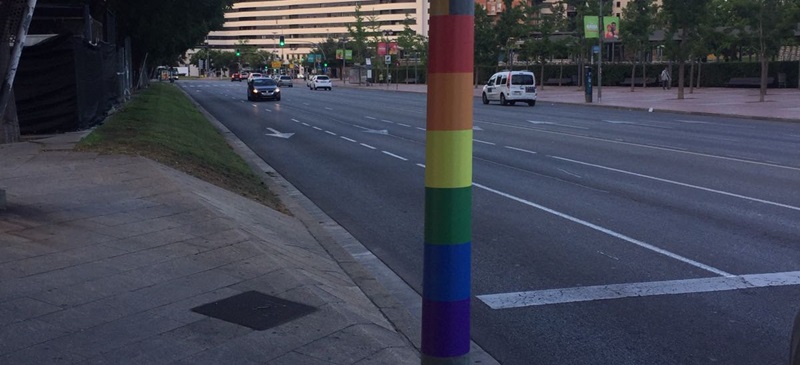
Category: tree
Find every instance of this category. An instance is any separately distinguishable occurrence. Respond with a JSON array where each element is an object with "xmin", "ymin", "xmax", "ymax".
[
  {"xmin": 495, "ymin": 0, "xmax": 527, "ymax": 67},
  {"xmin": 661, "ymin": 0, "xmax": 713, "ymax": 99},
  {"xmin": 475, "ymin": 4, "xmax": 499, "ymax": 85},
  {"xmin": 620, "ymin": 0, "xmax": 657, "ymax": 91},
  {"xmin": 107, "ymin": 0, "xmax": 233, "ymax": 72},
  {"xmin": 346, "ymin": 3, "xmax": 371, "ymax": 64},
  {"xmin": 519, "ymin": 1, "xmax": 568, "ymax": 89},
  {"xmin": 725, "ymin": 0, "xmax": 798, "ymax": 101}
]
